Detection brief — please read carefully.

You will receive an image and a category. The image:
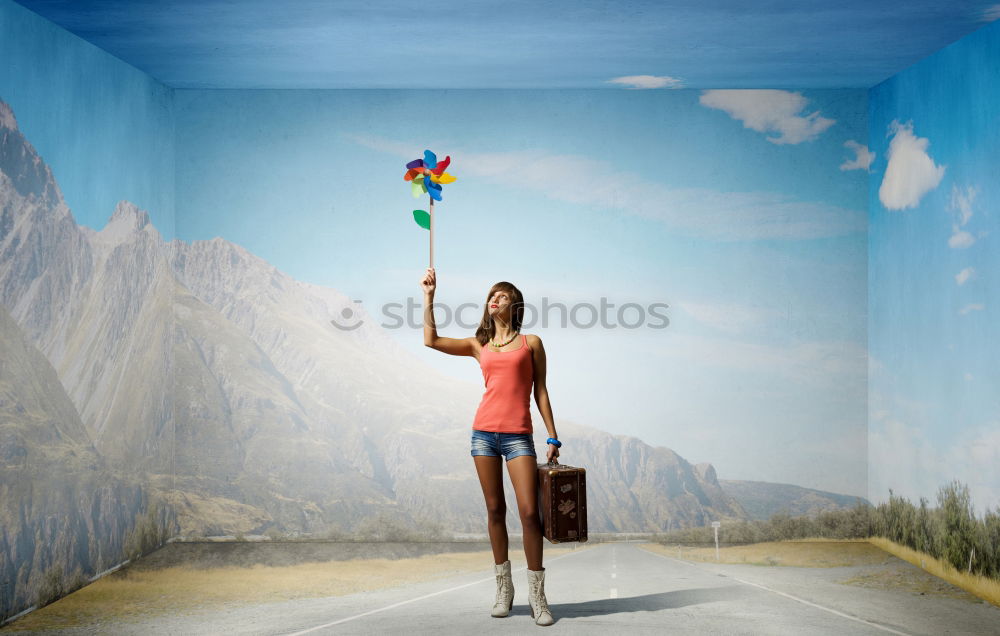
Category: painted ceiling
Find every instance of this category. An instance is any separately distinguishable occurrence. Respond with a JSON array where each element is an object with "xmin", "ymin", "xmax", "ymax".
[{"xmin": 11, "ymin": 0, "xmax": 1000, "ymax": 88}]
